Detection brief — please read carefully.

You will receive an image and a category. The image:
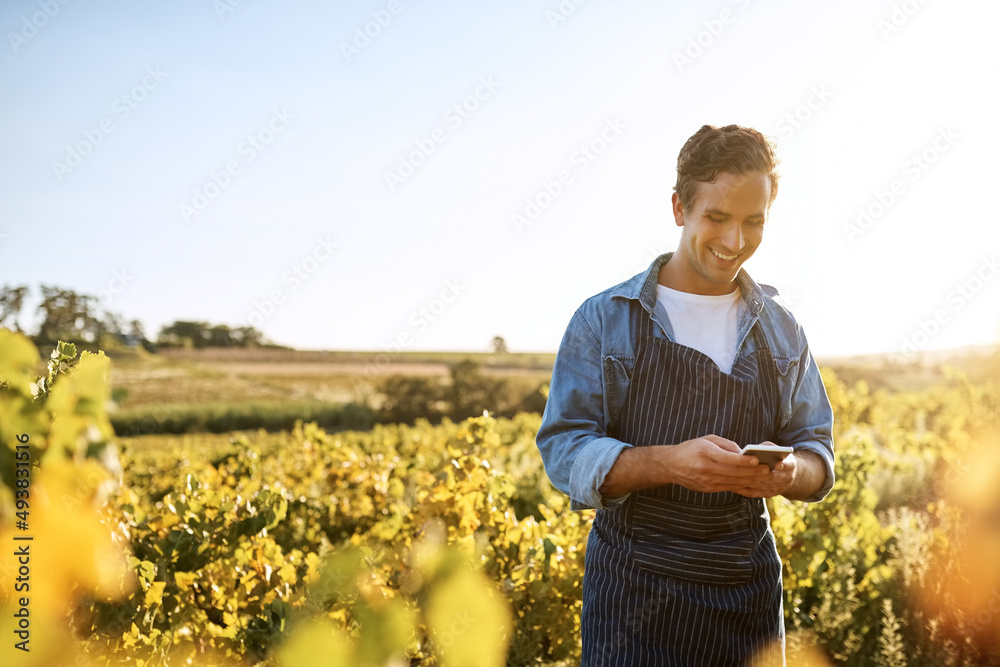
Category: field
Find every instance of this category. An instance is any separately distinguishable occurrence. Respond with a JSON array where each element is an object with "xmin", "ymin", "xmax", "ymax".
[
  {"xmin": 102, "ymin": 339, "xmax": 1000, "ymax": 410},
  {"xmin": 107, "ymin": 346, "xmax": 551, "ymax": 409},
  {"xmin": 2, "ymin": 333, "xmax": 1000, "ymax": 666}
]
